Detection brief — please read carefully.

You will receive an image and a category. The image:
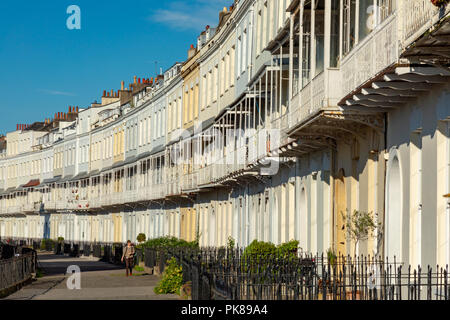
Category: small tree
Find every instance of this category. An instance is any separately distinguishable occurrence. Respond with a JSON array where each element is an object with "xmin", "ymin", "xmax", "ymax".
[
  {"xmin": 342, "ymin": 210, "xmax": 380, "ymax": 257},
  {"xmin": 136, "ymin": 233, "xmax": 146, "ymax": 244},
  {"xmin": 227, "ymin": 236, "xmax": 236, "ymax": 250}
]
